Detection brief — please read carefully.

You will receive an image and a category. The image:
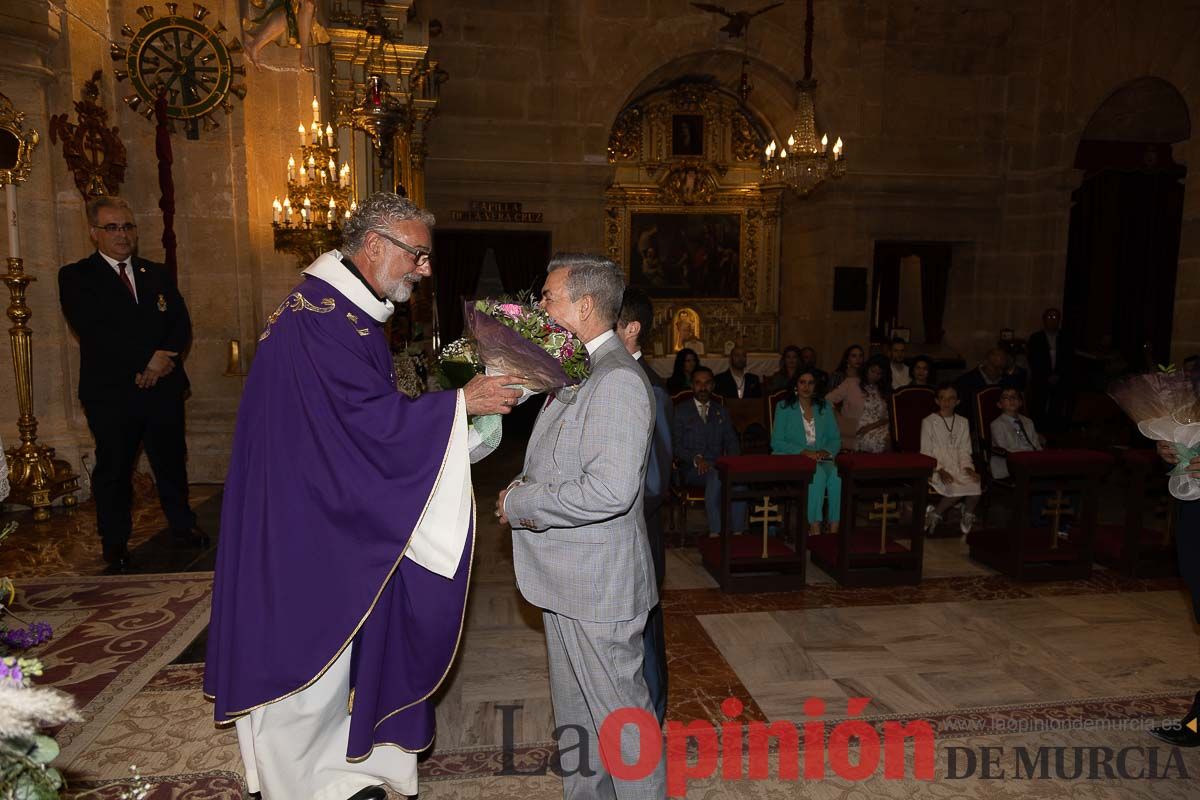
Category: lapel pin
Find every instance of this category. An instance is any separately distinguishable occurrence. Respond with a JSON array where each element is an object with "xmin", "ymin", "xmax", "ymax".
[
  {"xmin": 157, "ymin": 293, "xmax": 167, "ymax": 312},
  {"xmin": 139, "ymin": 266, "xmax": 146, "ymax": 273}
]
